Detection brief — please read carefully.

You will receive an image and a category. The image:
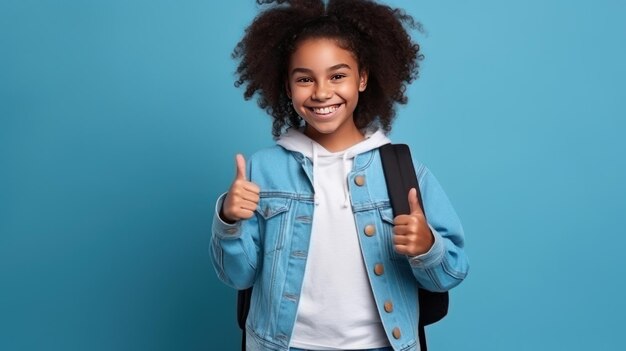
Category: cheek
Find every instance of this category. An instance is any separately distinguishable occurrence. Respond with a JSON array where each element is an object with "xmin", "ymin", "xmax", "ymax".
[
  {"xmin": 338, "ymin": 89, "xmax": 360, "ymax": 106},
  {"xmin": 290, "ymin": 89, "xmax": 309, "ymax": 104},
  {"xmin": 335, "ymin": 84, "xmax": 360, "ymax": 97}
]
